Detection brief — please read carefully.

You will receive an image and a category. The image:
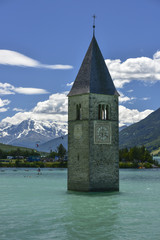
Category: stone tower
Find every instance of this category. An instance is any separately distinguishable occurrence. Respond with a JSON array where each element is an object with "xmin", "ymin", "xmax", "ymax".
[{"xmin": 67, "ymin": 34, "xmax": 119, "ymax": 192}]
